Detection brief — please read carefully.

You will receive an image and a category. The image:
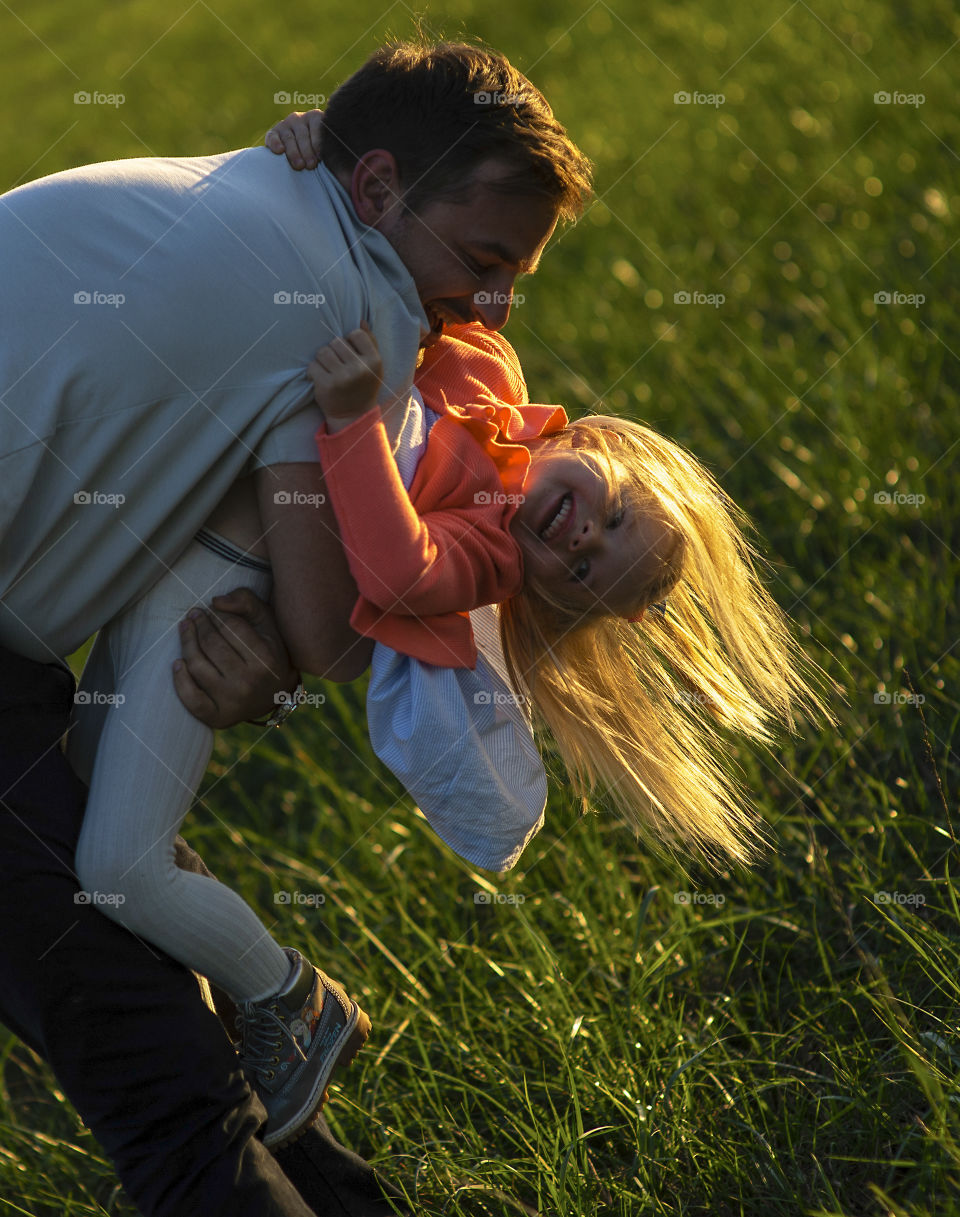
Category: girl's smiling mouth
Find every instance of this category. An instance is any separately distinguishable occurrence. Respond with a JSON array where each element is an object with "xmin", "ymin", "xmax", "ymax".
[{"xmin": 539, "ymin": 492, "xmax": 574, "ymax": 541}]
